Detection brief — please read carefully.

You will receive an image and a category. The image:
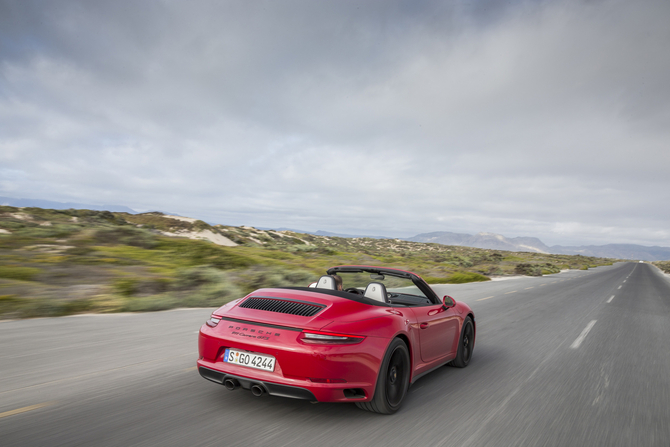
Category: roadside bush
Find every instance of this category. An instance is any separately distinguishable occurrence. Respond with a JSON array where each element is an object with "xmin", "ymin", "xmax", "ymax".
[
  {"xmin": 446, "ymin": 272, "xmax": 490, "ymax": 283},
  {"xmin": 66, "ymin": 246, "xmax": 96, "ymax": 256},
  {"xmin": 94, "ymin": 226, "xmax": 158, "ymax": 249},
  {"xmin": 0, "ymin": 266, "xmax": 42, "ymax": 281},
  {"xmin": 167, "ymin": 266, "xmax": 245, "ymax": 307},
  {"xmin": 540, "ymin": 263, "xmax": 561, "ymax": 275},
  {"xmin": 654, "ymin": 261, "xmax": 670, "ymax": 274},
  {"xmin": 113, "ymin": 278, "xmax": 139, "ymax": 296},
  {"xmin": 423, "ymin": 272, "xmax": 490, "ymax": 284},
  {"xmin": 15, "ymin": 224, "xmax": 80, "ymax": 239},
  {"xmin": 157, "ymin": 239, "xmax": 255, "ymax": 269},
  {"xmin": 515, "ymin": 263, "xmax": 542, "ymax": 276},
  {"xmin": 232, "ymin": 266, "xmax": 315, "ymax": 293}
]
